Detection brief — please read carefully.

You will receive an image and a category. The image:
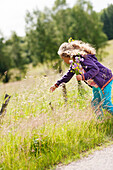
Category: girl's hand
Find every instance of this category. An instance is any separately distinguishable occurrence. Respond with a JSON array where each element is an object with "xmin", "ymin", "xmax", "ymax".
[
  {"xmin": 76, "ymin": 75, "xmax": 82, "ymax": 81},
  {"xmin": 50, "ymin": 85, "xmax": 56, "ymax": 92}
]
